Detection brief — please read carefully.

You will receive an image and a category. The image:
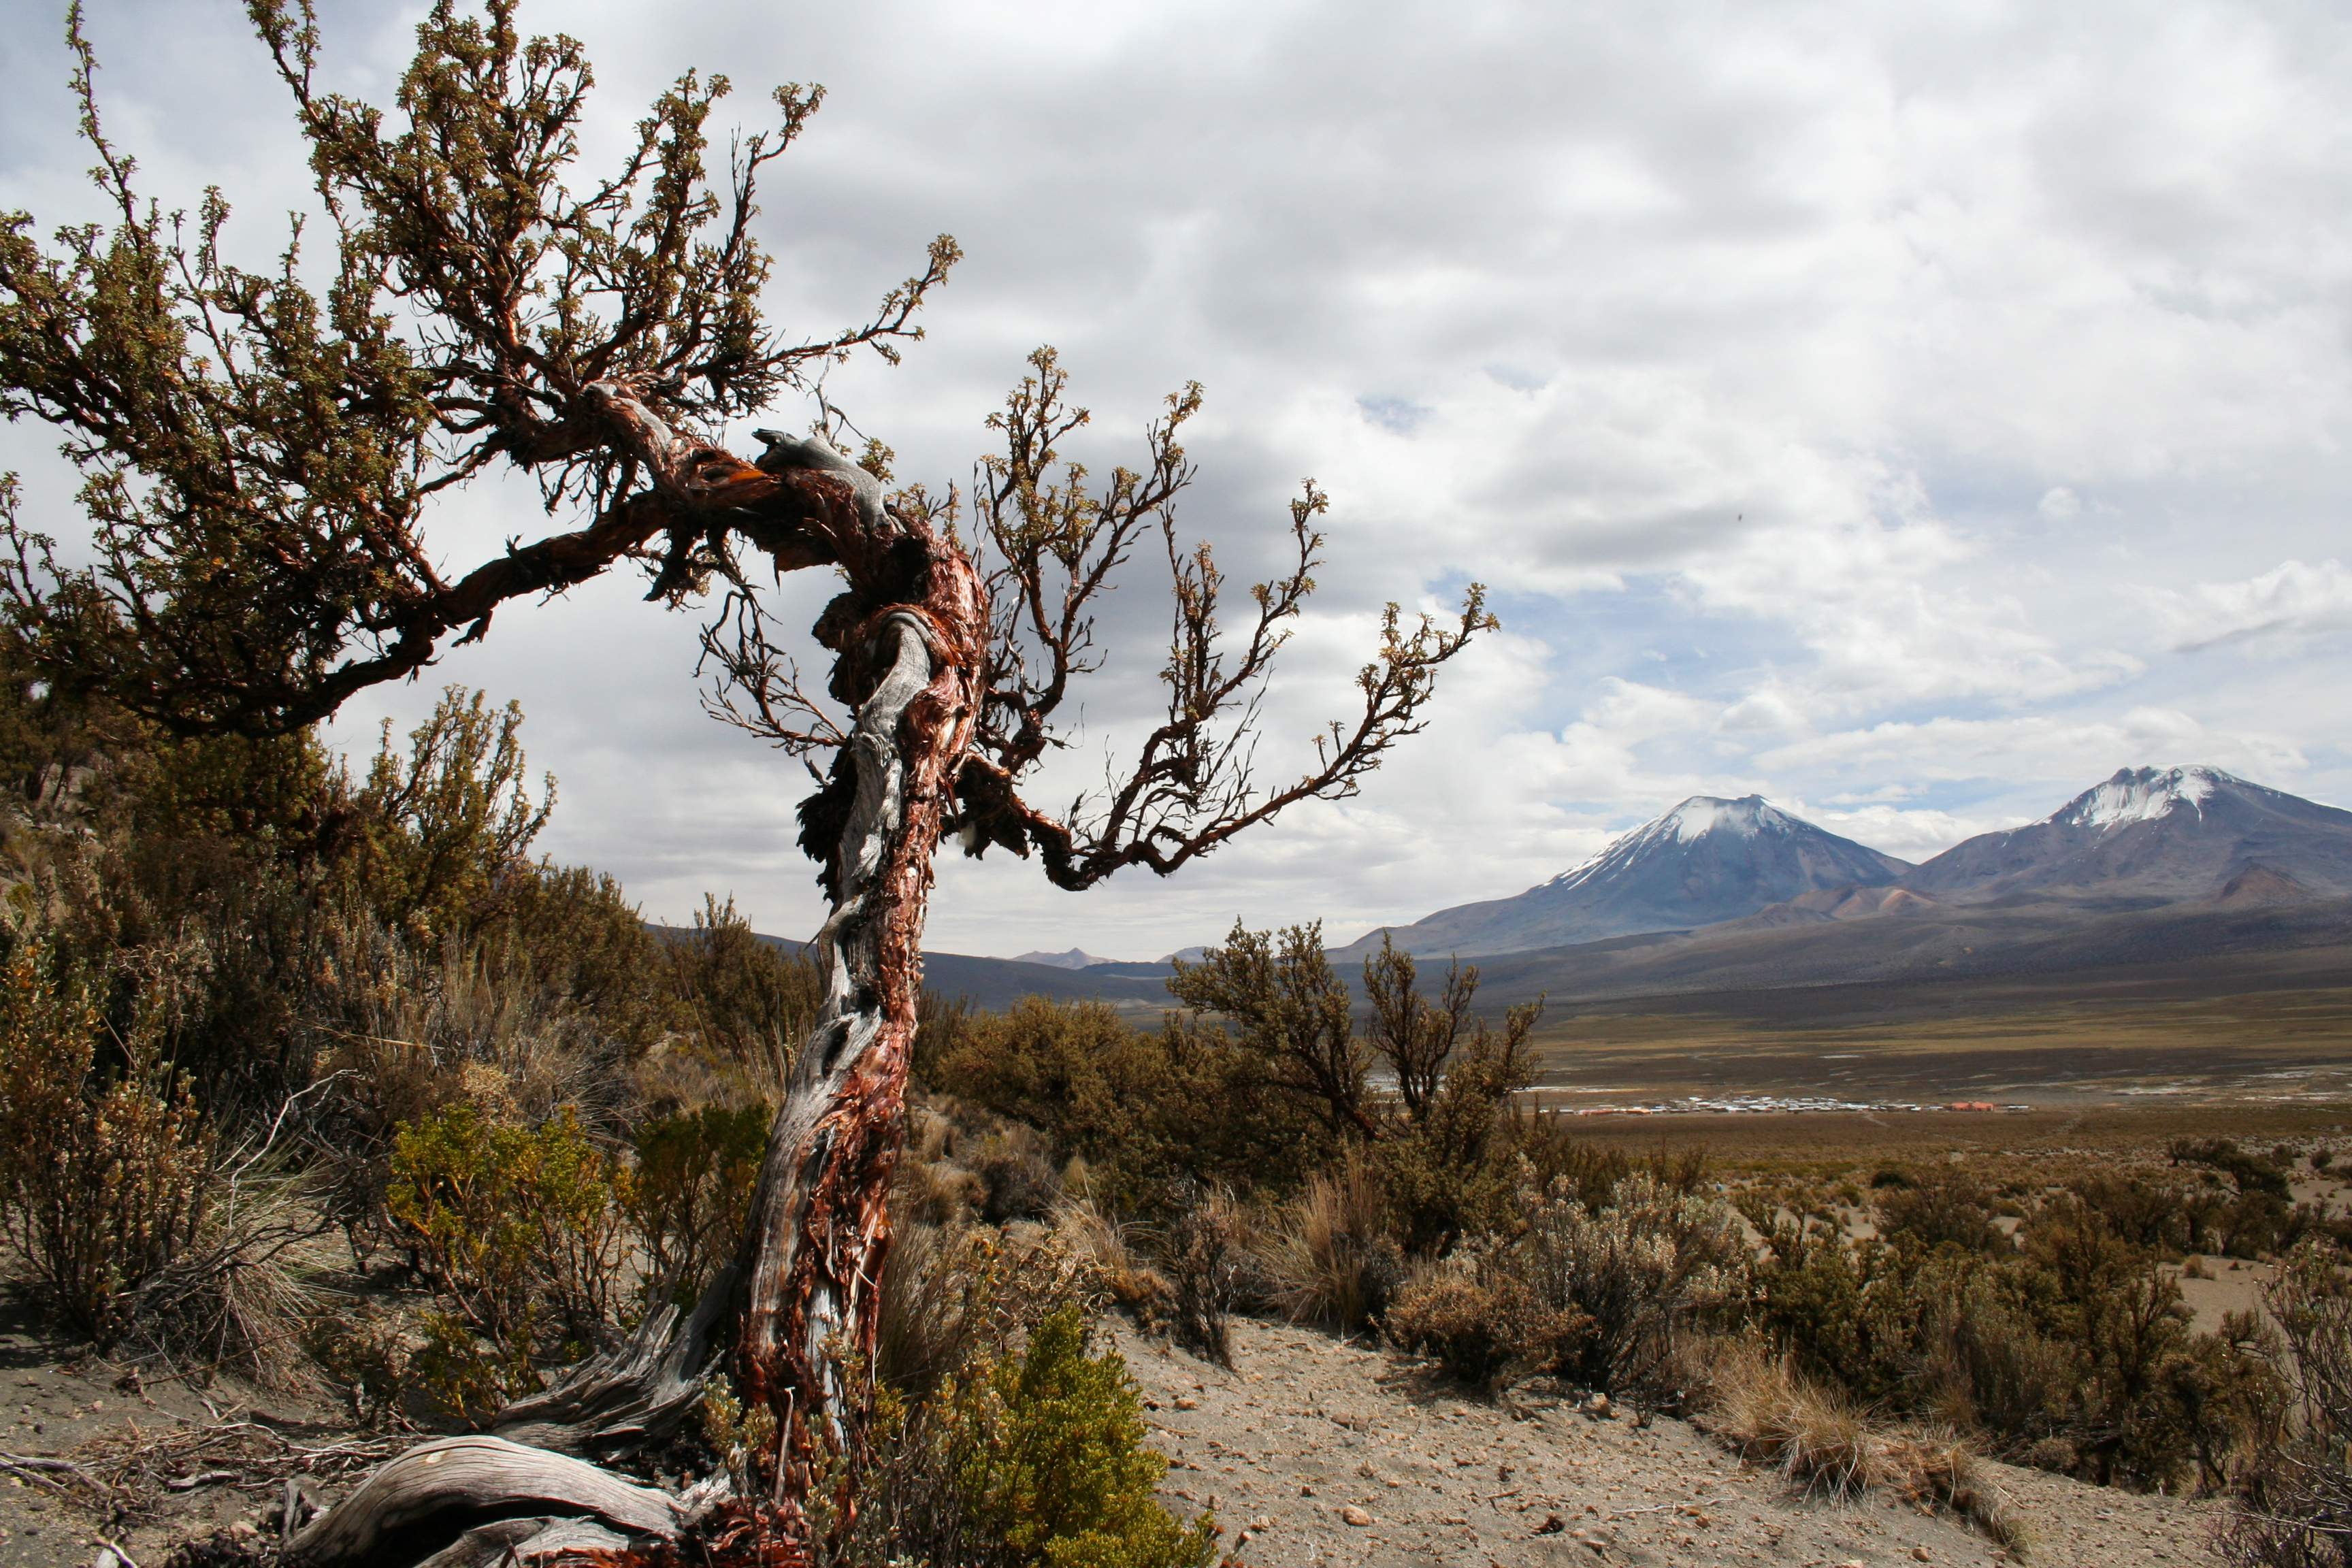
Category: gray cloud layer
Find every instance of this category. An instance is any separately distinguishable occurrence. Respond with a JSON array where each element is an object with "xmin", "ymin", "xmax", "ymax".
[{"xmin": 5, "ymin": 0, "xmax": 2351, "ymax": 958}]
